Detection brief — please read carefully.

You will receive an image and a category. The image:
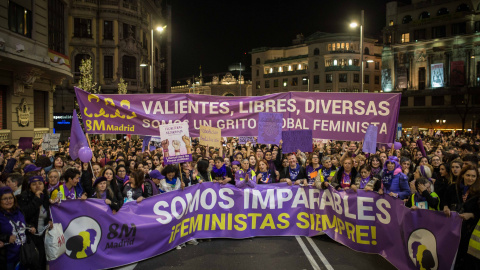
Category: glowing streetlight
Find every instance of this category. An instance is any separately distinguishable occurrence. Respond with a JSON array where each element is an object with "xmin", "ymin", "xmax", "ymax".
[{"xmin": 350, "ymin": 10, "xmax": 364, "ymax": 92}]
